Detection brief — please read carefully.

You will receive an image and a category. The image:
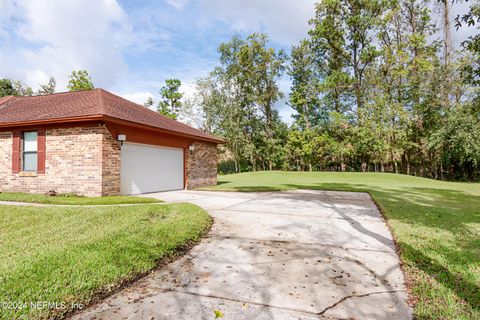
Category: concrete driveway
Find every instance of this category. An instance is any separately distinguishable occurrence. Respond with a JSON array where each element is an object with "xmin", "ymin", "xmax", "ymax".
[{"xmin": 72, "ymin": 190, "xmax": 411, "ymax": 320}]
